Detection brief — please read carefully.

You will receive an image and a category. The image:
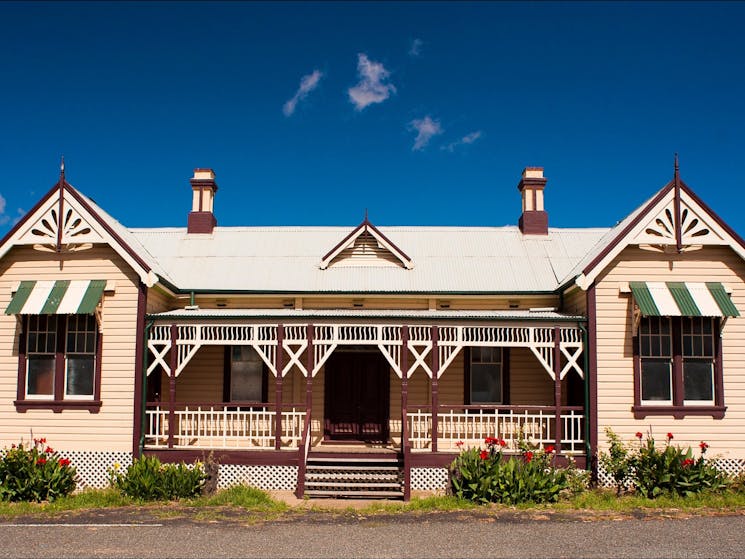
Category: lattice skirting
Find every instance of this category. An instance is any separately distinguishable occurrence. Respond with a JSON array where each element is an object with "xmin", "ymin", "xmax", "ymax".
[
  {"xmin": 217, "ymin": 465, "xmax": 298, "ymax": 491},
  {"xmin": 410, "ymin": 467, "xmax": 449, "ymax": 491},
  {"xmin": 55, "ymin": 450, "xmax": 134, "ymax": 490},
  {"xmin": 596, "ymin": 458, "xmax": 745, "ymax": 488}
]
